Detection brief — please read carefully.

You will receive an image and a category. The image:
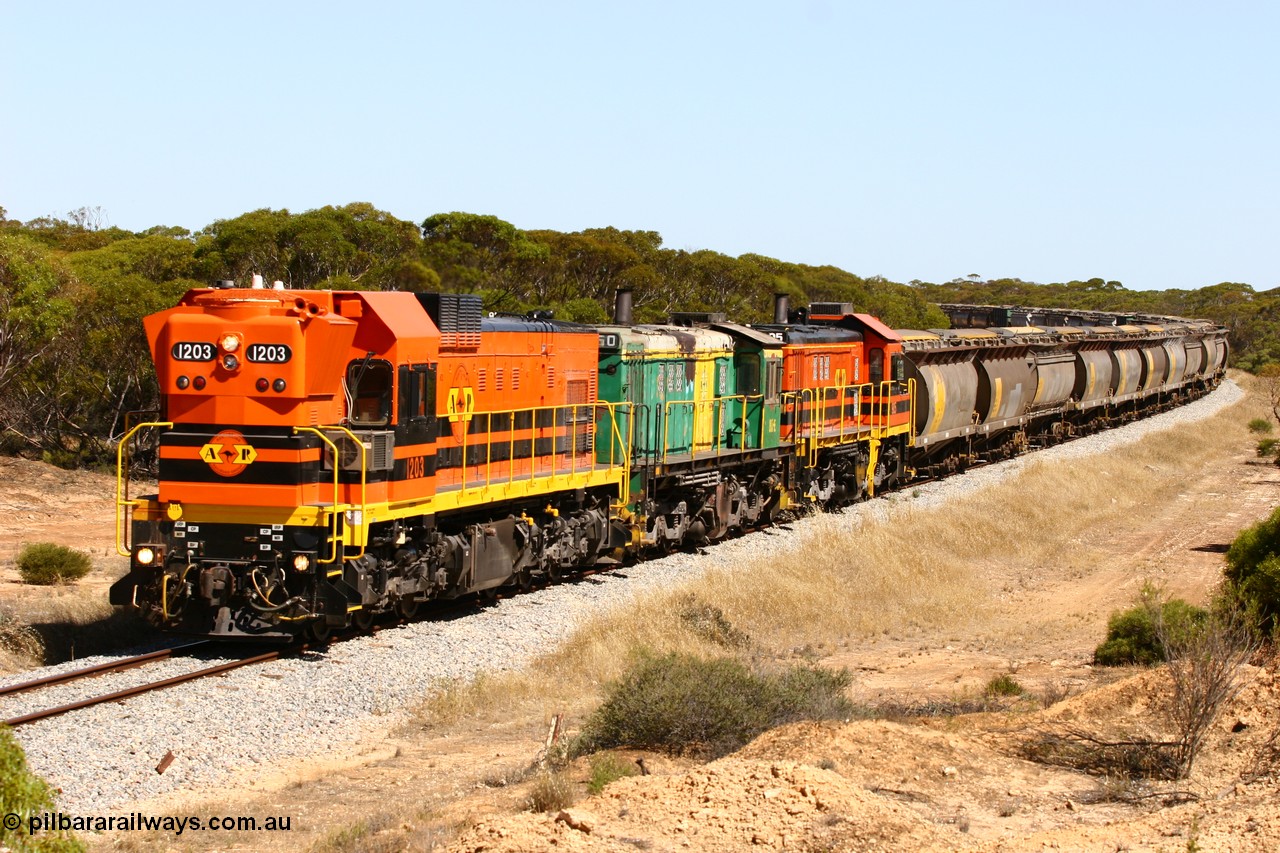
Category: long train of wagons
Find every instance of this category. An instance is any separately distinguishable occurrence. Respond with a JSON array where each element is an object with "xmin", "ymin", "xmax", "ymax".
[{"xmin": 109, "ymin": 284, "xmax": 1227, "ymax": 640}]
